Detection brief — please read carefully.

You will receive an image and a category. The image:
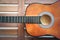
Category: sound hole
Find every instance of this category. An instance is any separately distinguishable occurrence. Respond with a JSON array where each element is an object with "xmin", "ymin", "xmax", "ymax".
[{"xmin": 40, "ymin": 15, "xmax": 51, "ymax": 26}]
